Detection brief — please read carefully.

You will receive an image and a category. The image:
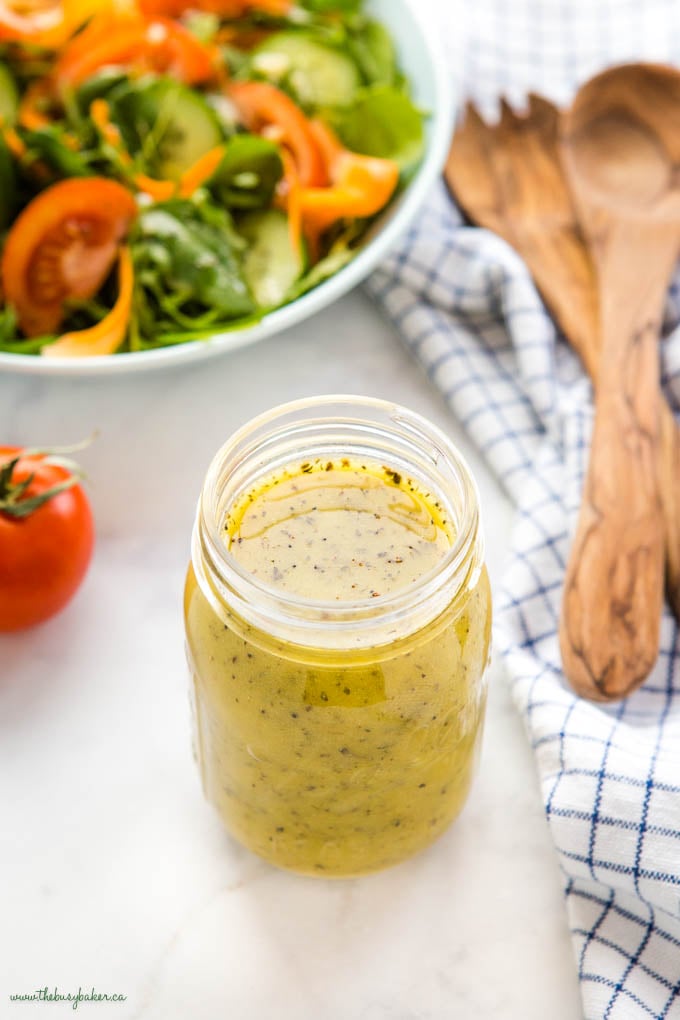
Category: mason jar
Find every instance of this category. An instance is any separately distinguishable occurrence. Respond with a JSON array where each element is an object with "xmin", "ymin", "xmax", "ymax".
[{"xmin": 184, "ymin": 395, "xmax": 492, "ymax": 877}]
